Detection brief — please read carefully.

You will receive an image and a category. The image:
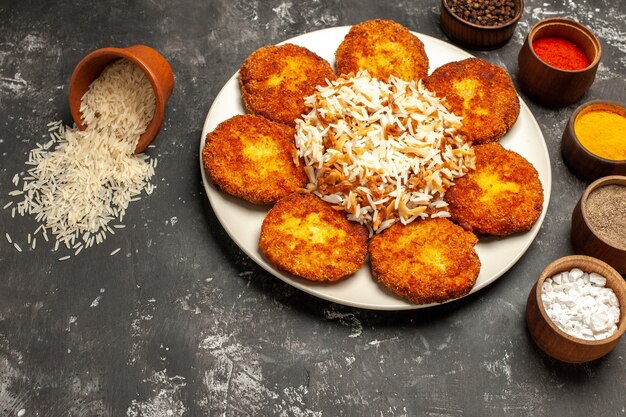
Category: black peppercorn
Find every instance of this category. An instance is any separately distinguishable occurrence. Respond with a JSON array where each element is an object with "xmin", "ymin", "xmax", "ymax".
[{"xmin": 446, "ymin": 0, "xmax": 517, "ymax": 26}]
